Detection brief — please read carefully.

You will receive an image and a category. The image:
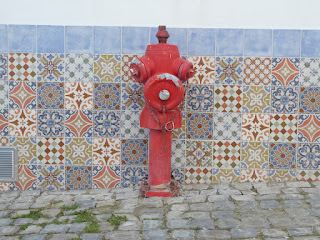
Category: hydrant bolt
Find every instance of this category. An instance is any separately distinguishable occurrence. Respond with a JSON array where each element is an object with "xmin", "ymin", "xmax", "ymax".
[{"xmin": 159, "ymin": 90, "xmax": 170, "ymax": 100}]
